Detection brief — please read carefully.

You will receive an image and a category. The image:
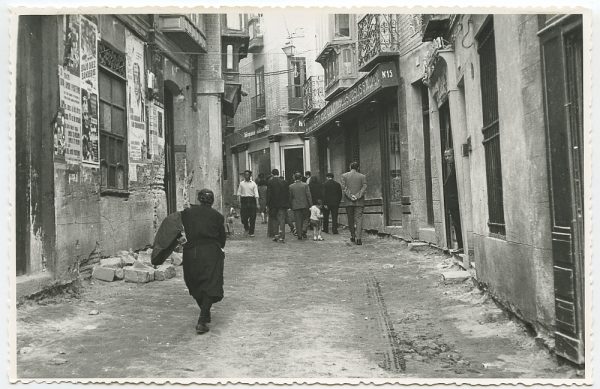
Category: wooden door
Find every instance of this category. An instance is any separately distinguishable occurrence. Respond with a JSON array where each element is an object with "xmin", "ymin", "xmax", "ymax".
[{"xmin": 540, "ymin": 16, "xmax": 584, "ymax": 365}]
